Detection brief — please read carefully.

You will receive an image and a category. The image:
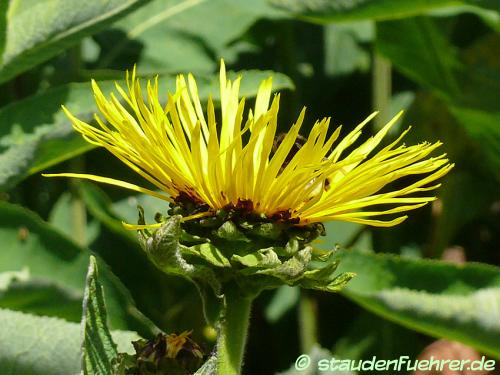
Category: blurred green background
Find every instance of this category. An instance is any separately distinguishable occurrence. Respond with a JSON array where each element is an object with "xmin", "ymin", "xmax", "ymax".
[{"xmin": 1, "ymin": 1, "xmax": 499, "ymax": 374}]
